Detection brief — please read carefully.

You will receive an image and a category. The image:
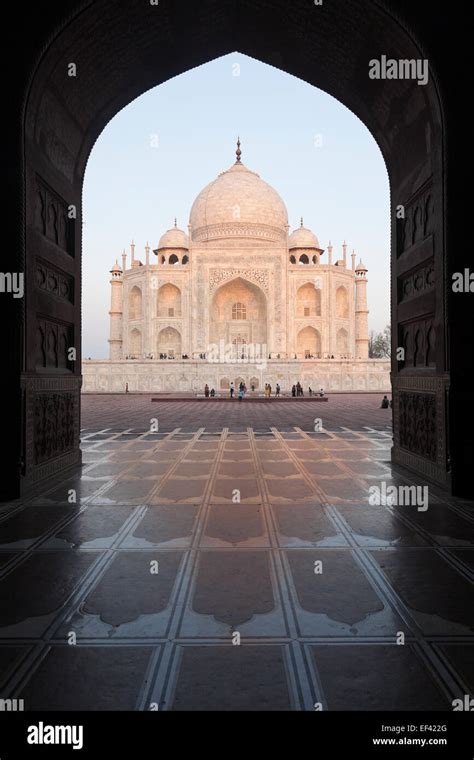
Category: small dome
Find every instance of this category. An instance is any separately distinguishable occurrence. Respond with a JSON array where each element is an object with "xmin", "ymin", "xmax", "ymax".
[
  {"xmin": 356, "ymin": 259, "xmax": 368, "ymax": 272},
  {"xmin": 110, "ymin": 260, "xmax": 122, "ymax": 273},
  {"xmin": 288, "ymin": 222, "xmax": 320, "ymax": 250},
  {"xmin": 157, "ymin": 223, "xmax": 189, "ymax": 251}
]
